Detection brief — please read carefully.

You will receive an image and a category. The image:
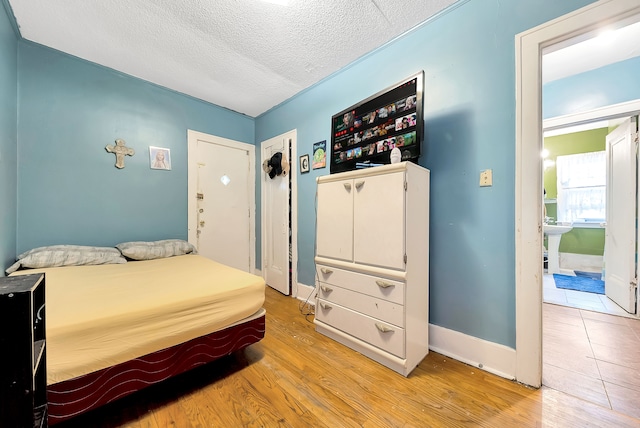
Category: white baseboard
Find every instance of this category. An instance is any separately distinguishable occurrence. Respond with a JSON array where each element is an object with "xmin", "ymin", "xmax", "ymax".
[
  {"xmin": 429, "ymin": 324, "xmax": 516, "ymax": 380},
  {"xmin": 279, "ymin": 277, "xmax": 516, "ymax": 380},
  {"xmin": 294, "ymin": 282, "xmax": 315, "ymax": 303},
  {"xmin": 559, "ymin": 253, "xmax": 603, "ymax": 273}
]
